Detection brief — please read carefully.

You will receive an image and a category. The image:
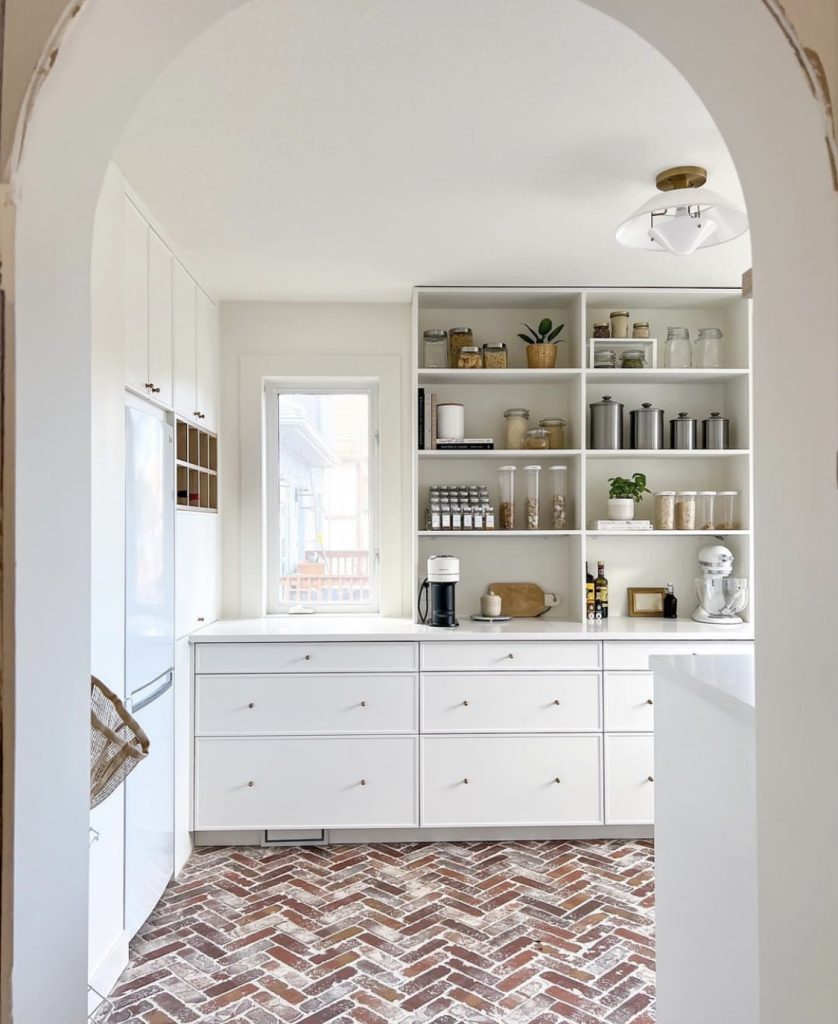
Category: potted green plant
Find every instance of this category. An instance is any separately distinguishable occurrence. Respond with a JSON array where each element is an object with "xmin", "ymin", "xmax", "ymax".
[
  {"xmin": 607, "ymin": 473, "xmax": 650, "ymax": 521},
  {"xmin": 518, "ymin": 318, "xmax": 565, "ymax": 369}
]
